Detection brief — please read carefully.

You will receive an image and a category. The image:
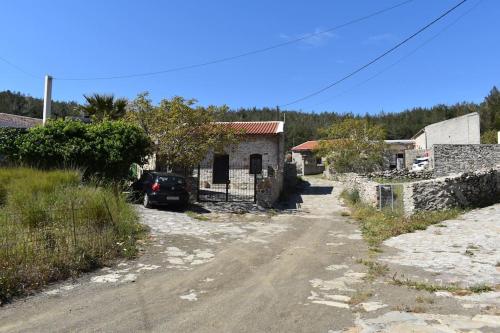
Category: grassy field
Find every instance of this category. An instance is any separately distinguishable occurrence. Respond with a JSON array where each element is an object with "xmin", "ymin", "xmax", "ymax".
[
  {"xmin": 0, "ymin": 168, "xmax": 143, "ymax": 303},
  {"xmin": 341, "ymin": 189, "xmax": 461, "ymax": 247}
]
